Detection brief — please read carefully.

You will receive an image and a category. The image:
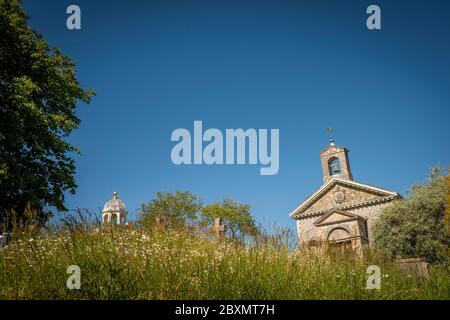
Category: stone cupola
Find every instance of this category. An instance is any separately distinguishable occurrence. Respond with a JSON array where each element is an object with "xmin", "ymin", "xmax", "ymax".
[{"xmin": 102, "ymin": 192, "xmax": 128, "ymax": 225}]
